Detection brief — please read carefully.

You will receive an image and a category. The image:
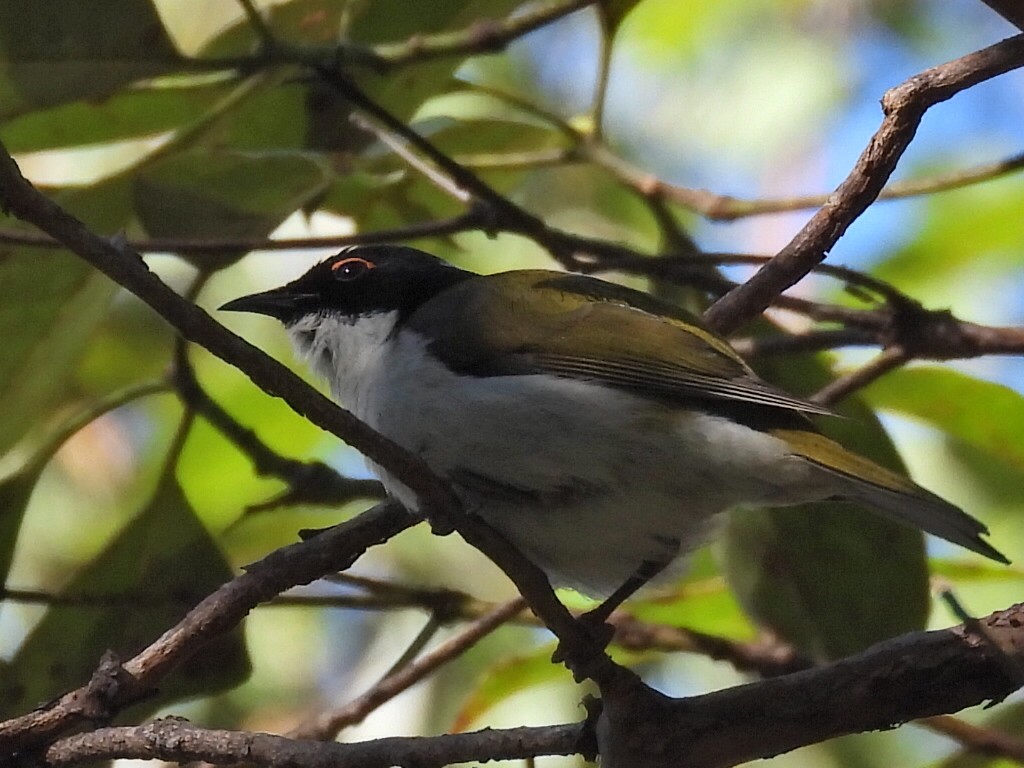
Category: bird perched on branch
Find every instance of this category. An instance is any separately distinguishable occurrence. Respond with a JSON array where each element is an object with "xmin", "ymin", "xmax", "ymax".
[{"xmin": 223, "ymin": 246, "xmax": 1005, "ymax": 620}]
